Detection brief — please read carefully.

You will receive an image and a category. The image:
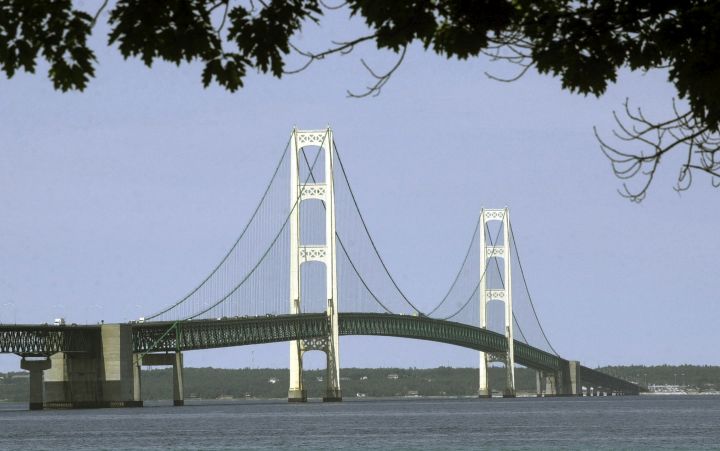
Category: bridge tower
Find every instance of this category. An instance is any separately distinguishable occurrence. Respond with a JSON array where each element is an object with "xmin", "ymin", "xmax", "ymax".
[
  {"xmin": 478, "ymin": 208, "xmax": 516, "ymax": 398},
  {"xmin": 288, "ymin": 127, "xmax": 342, "ymax": 402}
]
